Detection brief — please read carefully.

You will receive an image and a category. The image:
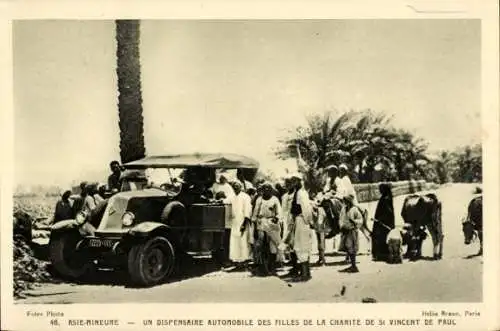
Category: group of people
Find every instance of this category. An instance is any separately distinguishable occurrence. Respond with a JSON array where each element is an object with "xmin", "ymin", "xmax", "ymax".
[
  {"xmin": 52, "ymin": 158, "xmax": 404, "ymax": 280},
  {"xmin": 53, "ymin": 161, "xmax": 123, "ymax": 223},
  {"xmin": 224, "ymin": 162, "xmax": 403, "ymax": 280},
  {"xmin": 53, "ymin": 182, "xmax": 107, "ymax": 223},
  {"xmin": 316, "ymin": 164, "xmax": 407, "ymax": 267},
  {"xmin": 224, "ymin": 172, "xmax": 315, "ymax": 282}
]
